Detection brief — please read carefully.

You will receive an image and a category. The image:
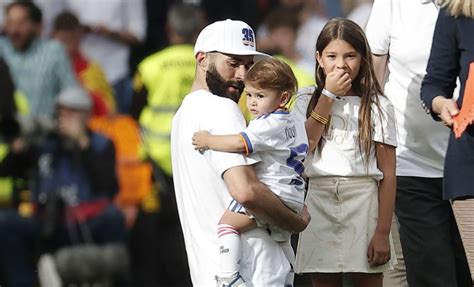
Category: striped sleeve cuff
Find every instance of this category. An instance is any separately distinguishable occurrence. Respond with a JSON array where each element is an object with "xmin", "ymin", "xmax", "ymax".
[{"xmin": 239, "ymin": 132, "xmax": 253, "ymax": 155}]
